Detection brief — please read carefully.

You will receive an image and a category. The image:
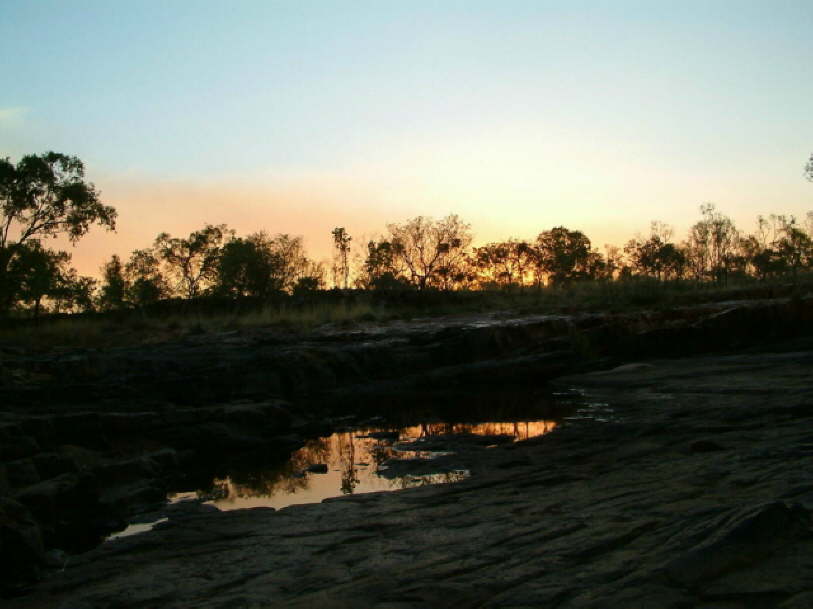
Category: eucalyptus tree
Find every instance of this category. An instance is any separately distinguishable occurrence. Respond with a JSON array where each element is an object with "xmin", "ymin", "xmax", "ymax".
[
  {"xmin": 98, "ymin": 254, "xmax": 127, "ymax": 311},
  {"xmin": 0, "ymin": 152, "xmax": 116, "ymax": 313},
  {"xmin": 471, "ymin": 239, "xmax": 534, "ymax": 288},
  {"xmin": 9, "ymin": 242, "xmax": 71, "ymax": 318},
  {"xmin": 624, "ymin": 222, "xmax": 685, "ymax": 281},
  {"xmin": 386, "ymin": 214, "xmax": 472, "ymax": 290},
  {"xmin": 154, "ymin": 224, "xmax": 230, "ymax": 299},
  {"xmin": 265, "ymin": 233, "xmax": 311, "ymax": 293},
  {"xmin": 686, "ymin": 204, "xmax": 738, "ymax": 284},
  {"xmin": 775, "ymin": 216, "xmax": 813, "ymax": 283},
  {"xmin": 358, "ymin": 239, "xmax": 407, "ymax": 290},
  {"xmin": 215, "ymin": 232, "xmax": 317, "ymax": 297},
  {"xmin": 293, "ymin": 261, "xmax": 326, "ymax": 294},
  {"xmin": 124, "ymin": 248, "xmax": 167, "ymax": 307},
  {"xmin": 51, "ymin": 271, "xmax": 96, "ymax": 314},
  {"xmin": 331, "ymin": 227, "xmax": 352, "ymax": 289},
  {"xmin": 534, "ymin": 226, "xmax": 593, "ymax": 286},
  {"xmin": 215, "ymin": 232, "xmax": 283, "ymax": 298}
]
